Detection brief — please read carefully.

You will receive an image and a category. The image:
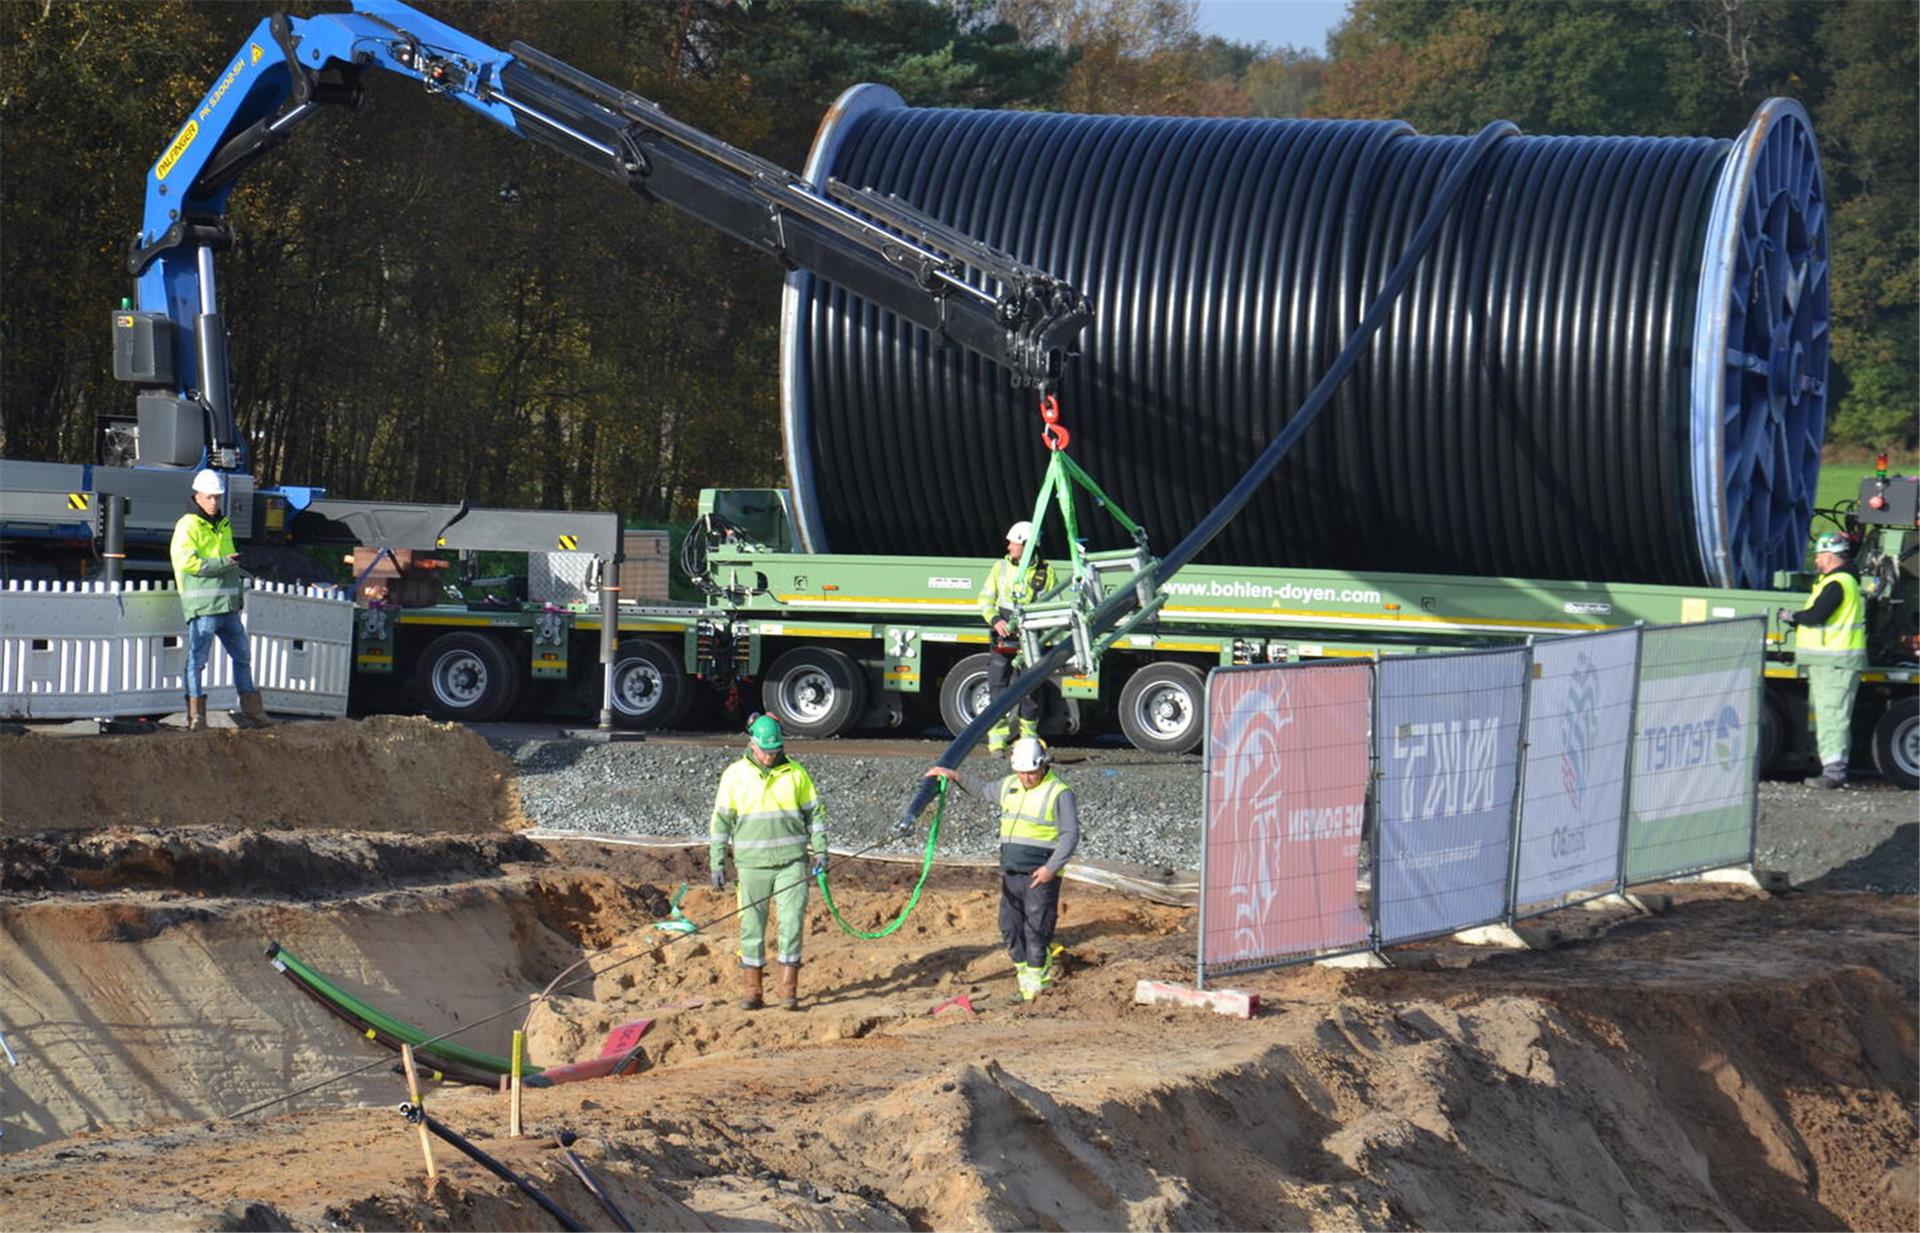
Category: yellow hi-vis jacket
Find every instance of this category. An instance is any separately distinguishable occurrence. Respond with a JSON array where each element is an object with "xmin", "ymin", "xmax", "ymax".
[
  {"xmin": 709, "ymin": 756, "xmax": 826, "ymax": 871},
  {"xmin": 1796, "ymin": 570, "xmax": 1866, "ymax": 660},
  {"xmin": 998, "ymin": 771, "xmax": 1068, "ymax": 871},
  {"xmin": 977, "ymin": 555, "xmax": 1050, "ymax": 626},
  {"xmin": 170, "ymin": 510, "xmax": 243, "ymax": 620}
]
